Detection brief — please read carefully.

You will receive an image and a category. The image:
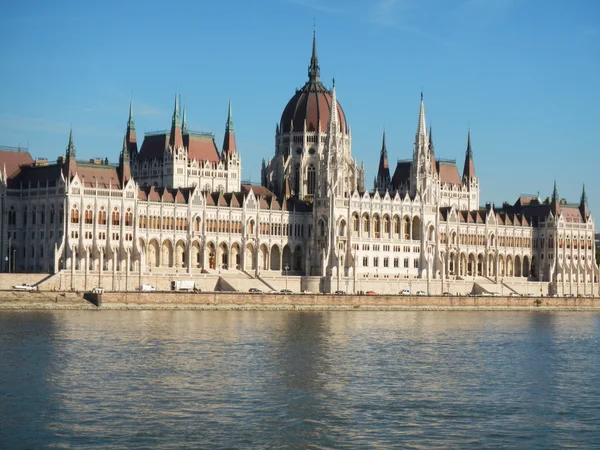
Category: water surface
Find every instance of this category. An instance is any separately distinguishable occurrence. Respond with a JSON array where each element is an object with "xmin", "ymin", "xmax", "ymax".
[{"xmin": 1, "ymin": 311, "xmax": 599, "ymax": 448}]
